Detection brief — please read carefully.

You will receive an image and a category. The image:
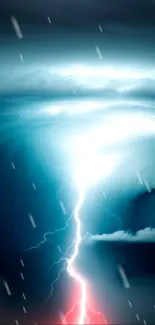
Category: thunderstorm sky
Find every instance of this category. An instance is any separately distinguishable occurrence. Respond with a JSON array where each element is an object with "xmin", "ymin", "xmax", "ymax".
[{"xmin": 1, "ymin": 0, "xmax": 155, "ymax": 324}]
